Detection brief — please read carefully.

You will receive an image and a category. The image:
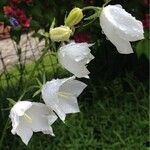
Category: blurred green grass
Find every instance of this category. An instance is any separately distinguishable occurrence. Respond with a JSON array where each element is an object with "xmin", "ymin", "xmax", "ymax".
[
  {"xmin": 0, "ymin": 53, "xmax": 58, "ymax": 88},
  {"xmin": 0, "ymin": 54, "xmax": 149, "ymax": 150}
]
